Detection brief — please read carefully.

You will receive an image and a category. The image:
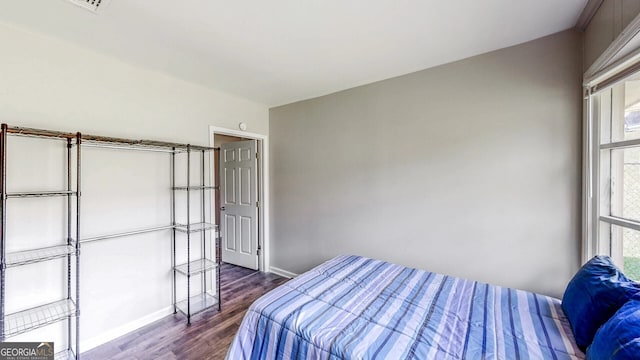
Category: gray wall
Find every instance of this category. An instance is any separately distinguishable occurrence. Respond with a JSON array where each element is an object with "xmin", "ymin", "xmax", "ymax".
[{"xmin": 269, "ymin": 30, "xmax": 582, "ymax": 298}]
